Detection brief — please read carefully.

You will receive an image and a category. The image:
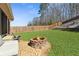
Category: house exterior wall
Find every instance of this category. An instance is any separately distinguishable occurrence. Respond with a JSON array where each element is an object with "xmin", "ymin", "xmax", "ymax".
[
  {"xmin": 0, "ymin": 3, "xmax": 13, "ymax": 20},
  {"xmin": 0, "ymin": 9, "xmax": 2, "ymax": 35},
  {"xmin": 0, "ymin": 9, "xmax": 6, "ymax": 35},
  {"xmin": 0, "ymin": 4, "xmax": 13, "ymax": 35},
  {"xmin": 0, "ymin": 9, "xmax": 10, "ymax": 35},
  {"xmin": 1, "ymin": 10, "xmax": 7, "ymax": 34},
  {"xmin": 7, "ymin": 18, "xmax": 10, "ymax": 34}
]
